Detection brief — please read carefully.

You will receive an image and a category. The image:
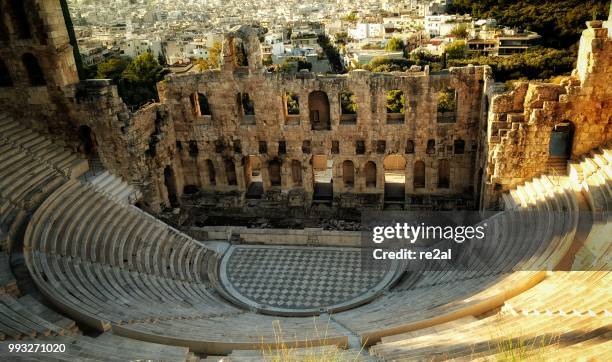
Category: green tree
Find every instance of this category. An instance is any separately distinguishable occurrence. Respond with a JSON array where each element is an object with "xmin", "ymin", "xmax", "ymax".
[
  {"xmin": 196, "ymin": 41, "xmax": 223, "ymax": 71},
  {"xmin": 386, "ymin": 37, "xmax": 405, "ymax": 52},
  {"xmin": 96, "ymin": 57, "xmax": 130, "ymax": 82},
  {"xmin": 386, "ymin": 90, "xmax": 405, "ymax": 113},
  {"xmin": 317, "ymin": 34, "xmax": 346, "ymax": 73},
  {"xmin": 450, "ymin": 24, "xmax": 469, "ymax": 39},
  {"xmin": 449, "ymin": 46, "xmax": 575, "ymax": 81},
  {"xmin": 119, "ymin": 53, "xmax": 168, "ymax": 108},
  {"xmin": 444, "ymin": 41, "xmax": 467, "ymax": 60},
  {"xmin": 340, "ymin": 92, "xmax": 357, "ymax": 114},
  {"xmin": 448, "ymin": 0, "xmax": 610, "ymax": 49},
  {"xmin": 286, "ymin": 93, "xmax": 299, "ymax": 115},
  {"xmin": 366, "ymin": 57, "xmax": 415, "ymax": 72}
]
